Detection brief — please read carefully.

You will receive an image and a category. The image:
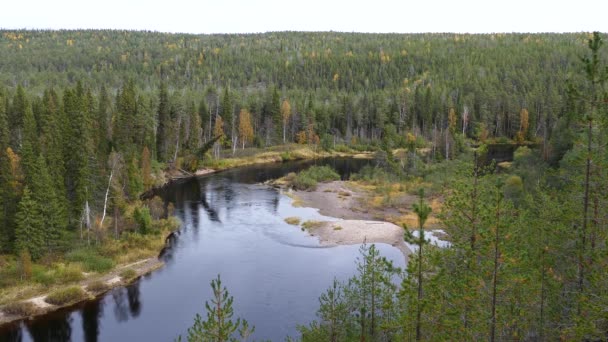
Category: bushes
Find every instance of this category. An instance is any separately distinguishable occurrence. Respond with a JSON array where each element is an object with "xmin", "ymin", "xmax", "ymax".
[
  {"xmin": 133, "ymin": 206, "xmax": 153, "ymax": 234},
  {"xmin": 86, "ymin": 280, "xmax": 110, "ymax": 293},
  {"xmin": 3, "ymin": 301, "xmax": 40, "ymax": 316},
  {"xmin": 120, "ymin": 268, "xmax": 138, "ymax": 283},
  {"xmin": 45, "ymin": 286, "xmax": 89, "ymax": 306},
  {"xmin": 65, "ymin": 248, "xmax": 115, "ymax": 273},
  {"xmin": 284, "ymin": 217, "xmax": 301, "ymax": 225},
  {"xmin": 291, "ymin": 165, "xmax": 340, "ymax": 191}
]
